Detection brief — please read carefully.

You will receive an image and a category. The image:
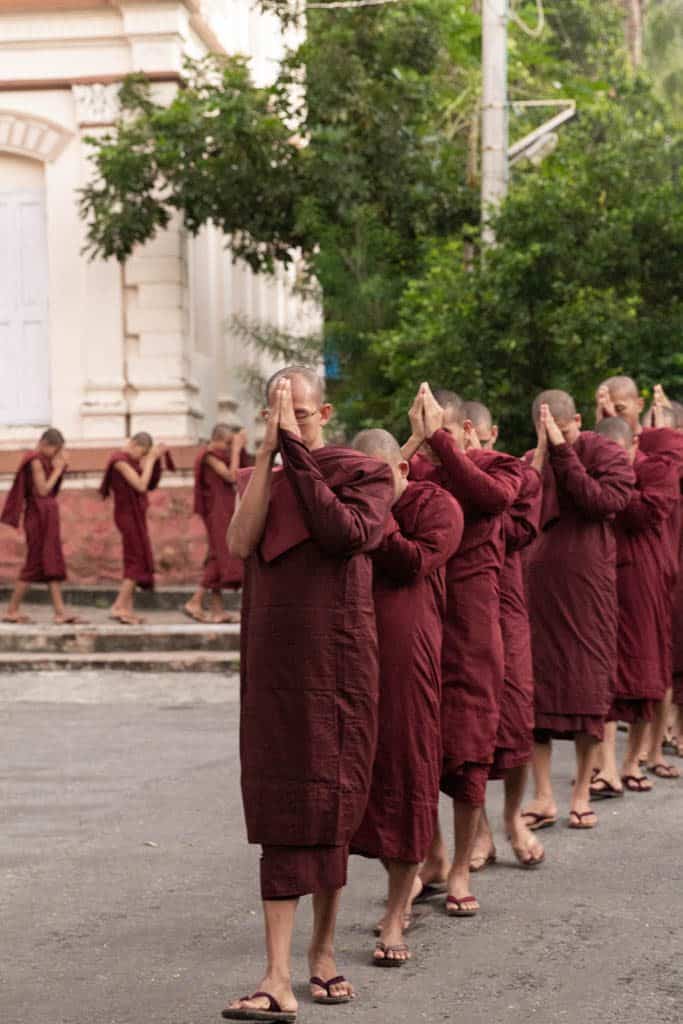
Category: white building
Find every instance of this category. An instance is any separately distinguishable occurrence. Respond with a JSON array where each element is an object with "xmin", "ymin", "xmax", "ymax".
[{"xmin": 0, "ymin": 0, "xmax": 319, "ymax": 450}]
